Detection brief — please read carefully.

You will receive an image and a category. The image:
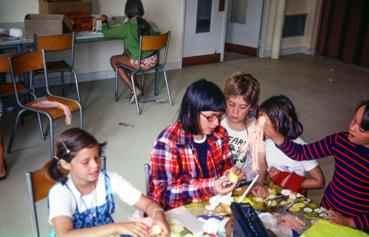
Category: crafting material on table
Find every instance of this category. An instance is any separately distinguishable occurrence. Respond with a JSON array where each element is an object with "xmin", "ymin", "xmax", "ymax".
[{"xmin": 238, "ymin": 174, "xmax": 259, "ymax": 203}]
